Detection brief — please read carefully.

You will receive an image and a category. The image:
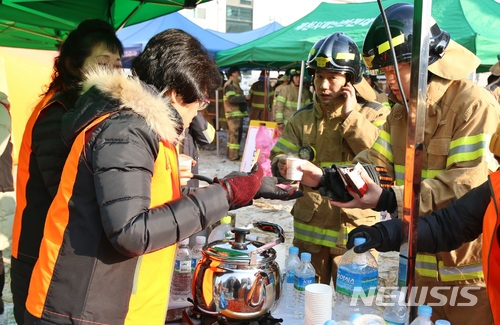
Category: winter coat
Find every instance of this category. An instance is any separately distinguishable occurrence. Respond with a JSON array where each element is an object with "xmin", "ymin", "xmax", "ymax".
[{"xmin": 25, "ymin": 69, "xmax": 230, "ymax": 325}]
